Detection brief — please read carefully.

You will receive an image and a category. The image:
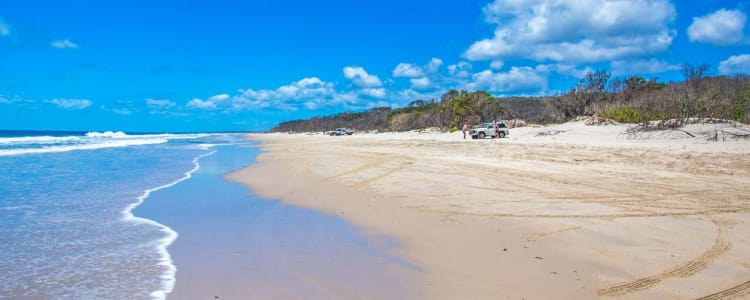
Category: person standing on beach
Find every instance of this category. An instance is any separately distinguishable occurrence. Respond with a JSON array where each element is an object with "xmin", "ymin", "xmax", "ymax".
[
  {"xmin": 462, "ymin": 123, "xmax": 469, "ymax": 139},
  {"xmin": 494, "ymin": 121, "xmax": 500, "ymax": 139}
]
